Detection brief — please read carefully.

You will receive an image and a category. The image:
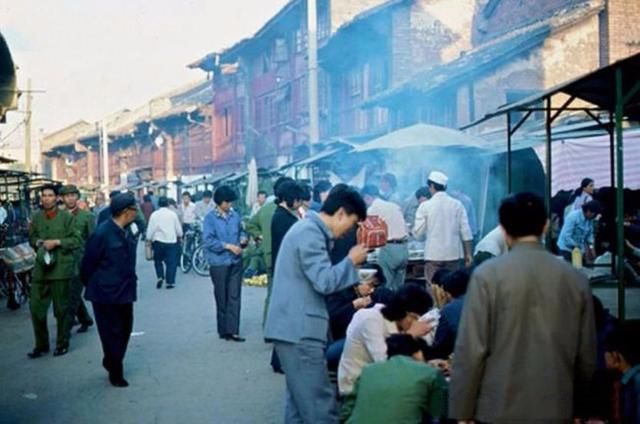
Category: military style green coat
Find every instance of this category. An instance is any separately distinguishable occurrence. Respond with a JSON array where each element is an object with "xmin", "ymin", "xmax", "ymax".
[
  {"xmin": 245, "ymin": 201, "xmax": 277, "ymax": 272},
  {"xmin": 29, "ymin": 209, "xmax": 81, "ymax": 281},
  {"xmin": 71, "ymin": 209, "xmax": 96, "ymax": 254},
  {"xmin": 71, "ymin": 208, "xmax": 96, "ymax": 276}
]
